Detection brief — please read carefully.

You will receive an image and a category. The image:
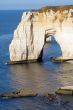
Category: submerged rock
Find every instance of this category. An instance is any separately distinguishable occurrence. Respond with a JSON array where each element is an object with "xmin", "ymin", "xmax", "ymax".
[
  {"xmin": 46, "ymin": 93, "xmax": 57, "ymax": 101},
  {"xmin": 9, "ymin": 5, "xmax": 73, "ymax": 62}
]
